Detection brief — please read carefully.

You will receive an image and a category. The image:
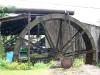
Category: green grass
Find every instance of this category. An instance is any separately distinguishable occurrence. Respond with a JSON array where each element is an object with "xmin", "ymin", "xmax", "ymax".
[
  {"xmin": 0, "ymin": 43, "xmax": 5, "ymax": 58},
  {"xmin": 96, "ymin": 61, "xmax": 100, "ymax": 68},
  {"xmin": 0, "ymin": 69, "xmax": 51, "ymax": 75},
  {"xmin": 0, "ymin": 57, "xmax": 85, "ymax": 75}
]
